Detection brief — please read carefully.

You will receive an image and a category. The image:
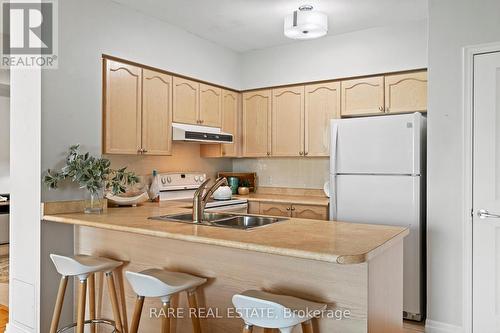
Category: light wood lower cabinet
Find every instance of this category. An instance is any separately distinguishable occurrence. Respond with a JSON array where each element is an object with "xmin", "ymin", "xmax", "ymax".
[
  {"xmin": 247, "ymin": 201, "xmax": 260, "ymax": 215},
  {"xmin": 341, "ymin": 76, "xmax": 385, "ymax": 117},
  {"xmin": 384, "ymin": 71, "xmax": 427, "ymax": 114},
  {"xmin": 173, "ymin": 77, "xmax": 199, "ymax": 125},
  {"xmin": 141, "ymin": 69, "xmax": 173, "ymax": 155},
  {"xmin": 291, "ymin": 204, "xmax": 329, "ymax": 220},
  {"xmin": 242, "ymin": 90, "xmax": 272, "ymax": 157},
  {"xmin": 103, "ymin": 60, "xmax": 142, "ymax": 155},
  {"xmin": 103, "ymin": 60, "xmax": 172, "ymax": 156},
  {"xmin": 272, "ymin": 86, "xmax": 304, "ymax": 156},
  {"xmin": 258, "ymin": 202, "xmax": 329, "ymax": 220},
  {"xmin": 305, "ymin": 82, "xmax": 341, "ymax": 156}
]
